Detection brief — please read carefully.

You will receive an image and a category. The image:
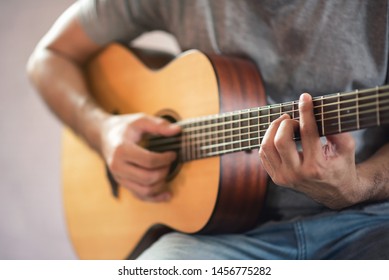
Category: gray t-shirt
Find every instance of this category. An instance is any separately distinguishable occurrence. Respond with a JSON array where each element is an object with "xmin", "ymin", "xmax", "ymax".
[{"xmin": 78, "ymin": 0, "xmax": 389, "ymax": 220}]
